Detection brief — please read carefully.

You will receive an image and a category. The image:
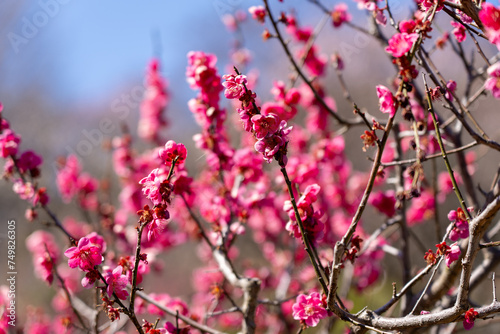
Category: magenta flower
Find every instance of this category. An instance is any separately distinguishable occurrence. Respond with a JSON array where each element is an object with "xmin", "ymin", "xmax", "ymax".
[
  {"xmin": 299, "ymin": 184, "xmax": 321, "ymax": 206},
  {"xmin": 369, "ymin": 190, "xmax": 396, "ymax": 218},
  {"xmin": 82, "ymin": 270, "xmax": 100, "ymax": 288},
  {"xmin": 399, "ymin": 20, "xmax": 416, "ymax": 34},
  {"xmin": 479, "ymin": 3, "xmax": 500, "ymax": 49},
  {"xmin": 12, "ymin": 180, "xmax": 35, "ymax": 200},
  {"xmin": 148, "ymin": 216, "xmax": 167, "ymax": 241},
  {"xmin": 251, "ymin": 113, "xmax": 280, "ymax": 139},
  {"xmin": 485, "ymin": 62, "xmax": 500, "ymax": 99},
  {"xmin": 254, "ymin": 135, "xmax": 283, "ymax": 163},
  {"xmin": 417, "ymin": 0, "xmax": 444, "ymax": 13},
  {"xmin": 376, "ymin": 85, "xmax": 397, "ymax": 117},
  {"xmin": 159, "ymin": 140, "xmax": 187, "ymax": 164},
  {"xmin": 222, "ymin": 74, "xmax": 247, "ymax": 99},
  {"xmin": 32, "ymin": 187, "xmax": 50, "ymax": 206},
  {"xmin": 385, "ymin": 32, "xmax": 418, "ymax": 58},
  {"xmin": 139, "ymin": 168, "xmax": 164, "ymax": 206},
  {"xmin": 445, "ymin": 80, "xmax": 457, "ymax": 102},
  {"xmin": 56, "ymin": 155, "xmax": 81, "ymax": 203},
  {"xmin": 0, "ymin": 129, "xmax": 21, "ymax": 158},
  {"xmin": 26, "ymin": 231, "xmax": 60, "ymax": 284},
  {"xmin": 450, "ymin": 21, "xmax": 466, "ymax": 43},
  {"xmin": 186, "ymin": 51, "xmax": 222, "ymax": 106},
  {"xmin": 254, "ymin": 120, "xmax": 292, "ymax": 165},
  {"xmin": 86, "ymin": 232, "xmax": 107, "ymax": 253},
  {"xmin": 105, "ymin": 266, "xmax": 129, "ymax": 300},
  {"xmin": 449, "ymin": 220, "xmax": 469, "ymax": 241},
  {"xmin": 463, "ymin": 308, "xmax": 478, "ymax": 330},
  {"xmin": 17, "ymin": 150, "xmax": 43, "ymax": 175},
  {"xmin": 249, "ymin": 6, "xmax": 266, "ymax": 23},
  {"xmin": 331, "ymin": 3, "xmax": 351, "ymax": 28},
  {"xmin": 292, "ymin": 292, "xmax": 329, "ymax": 327},
  {"xmin": 448, "ymin": 208, "xmax": 470, "ymax": 241},
  {"xmin": 64, "ymin": 237, "xmax": 103, "ymax": 272},
  {"xmin": 300, "ymin": 45, "xmax": 327, "ymax": 76},
  {"xmin": 138, "ymin": 58, "xmax": 169, "ymax": 143},
  {"xmin": 445, "ymin": 243, "xmax": 460, "ymax": 268}
]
